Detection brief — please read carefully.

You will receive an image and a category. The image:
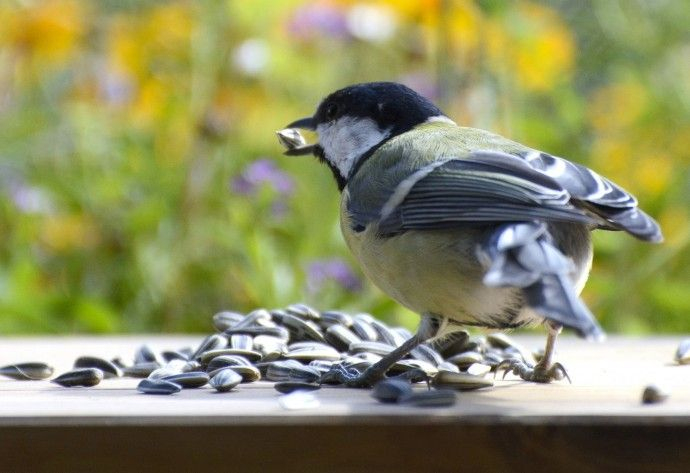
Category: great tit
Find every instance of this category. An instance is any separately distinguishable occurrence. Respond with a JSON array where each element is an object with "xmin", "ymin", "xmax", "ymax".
[{"xmin": 279, "ymin": 82, "xmax": 662, "ymax": 385}]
